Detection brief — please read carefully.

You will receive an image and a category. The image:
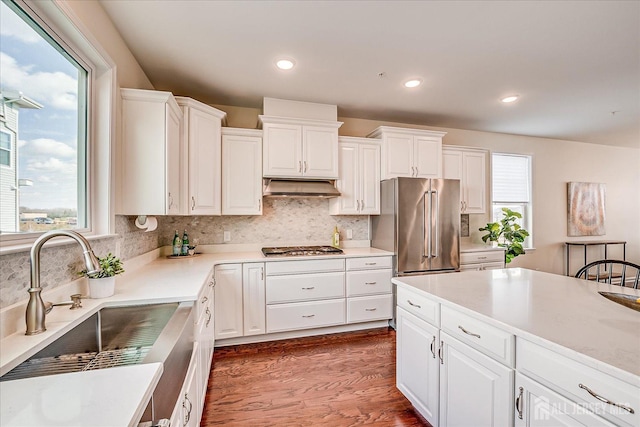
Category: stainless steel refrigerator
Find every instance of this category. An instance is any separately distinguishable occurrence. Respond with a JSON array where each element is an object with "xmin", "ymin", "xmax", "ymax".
[{"xmin": 371, "ymin": 177, "xmax": 461, "ymax": 275}]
